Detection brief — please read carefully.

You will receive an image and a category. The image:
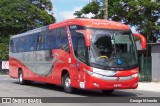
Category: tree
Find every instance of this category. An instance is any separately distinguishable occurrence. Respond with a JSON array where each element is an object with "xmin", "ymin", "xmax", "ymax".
[
  {"xmin": 74, "ymin": 0, "xmax": 160, "ymax": 42},
  {"xmin": 0, "ymin": 36, "xmax": 9, "ymax": 60},
  {"xmin": 74, "ymin": 1, "xmax": 103, "ymax": 19},
  {"xmin": 27, "ymin": 0, "xmax": 53, "ymax": 11},
  {"xmin": 0, "ymin": 0, "xmax": 55, "ymax": 60},
  {"xmin": 0, "ymin": 0, "xmax": 55, "ymax": 36}
]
